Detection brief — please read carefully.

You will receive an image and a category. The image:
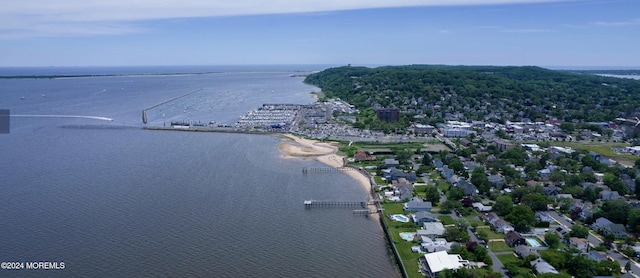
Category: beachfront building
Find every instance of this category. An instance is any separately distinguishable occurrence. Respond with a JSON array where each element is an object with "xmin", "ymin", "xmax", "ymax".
[{"xmin": 420, "ymin": 250, "xmax": 469, "ymax": 278}]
